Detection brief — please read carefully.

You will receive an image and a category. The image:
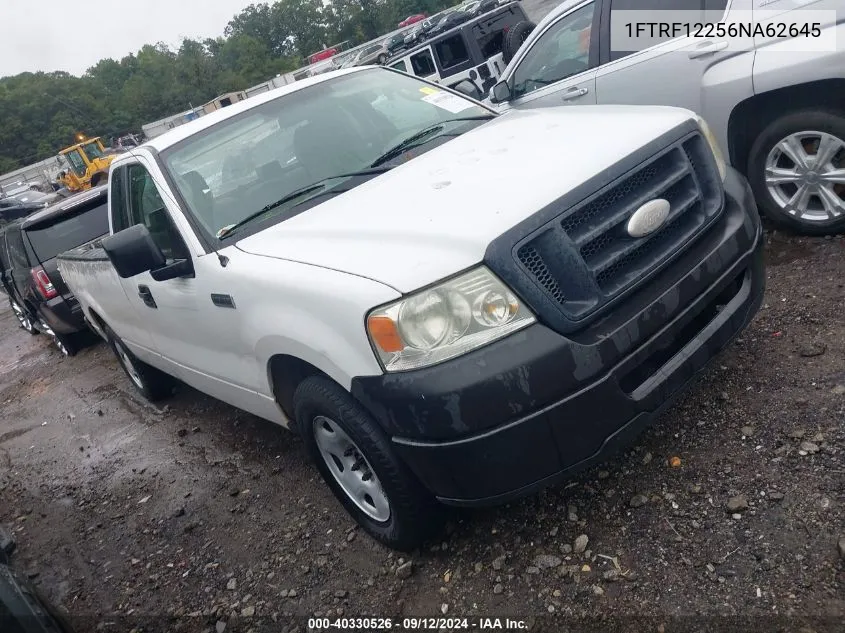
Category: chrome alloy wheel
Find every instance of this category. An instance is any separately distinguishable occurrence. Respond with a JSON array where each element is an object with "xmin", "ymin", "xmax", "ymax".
[
  {"xmin": 765, "ymin": 130, "xmax": 845, "ymax": 223},
  {"xmin": 11, "ymin": 301, "xmax": 34, "ymax": 333},
  {"xmin": 114, "ymin": 340, "xmax": 144, "ymax": 389}
]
